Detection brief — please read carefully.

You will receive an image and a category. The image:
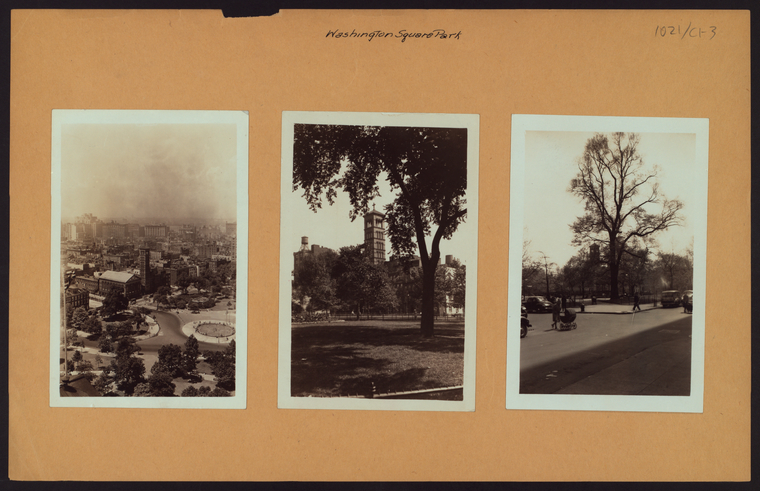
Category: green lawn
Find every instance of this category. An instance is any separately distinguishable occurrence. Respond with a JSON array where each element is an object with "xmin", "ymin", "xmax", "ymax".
[{"xmin": 291, "ymin": 320, "xmax": 465, "ymax": 399}]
